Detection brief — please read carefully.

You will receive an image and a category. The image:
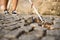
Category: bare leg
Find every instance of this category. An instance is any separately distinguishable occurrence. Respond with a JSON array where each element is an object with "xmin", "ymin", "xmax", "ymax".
[
  {"xmin": 12, "ymin": 0, "xmax": 18, "ymax": 11},
  {"xmin": 0, "ymin": 0, "xmax": 1, "ymax": 9},
  {"xmin": 0, "ymin": 0, "xmax": 1, "ymax": 6},
  {"xmin": 1, "ymin": 0, "xmax": 8, "ymax": 10},
  {"xmin": 1, "ymin": 0, "xmax": 9, "ymax": 14}
]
